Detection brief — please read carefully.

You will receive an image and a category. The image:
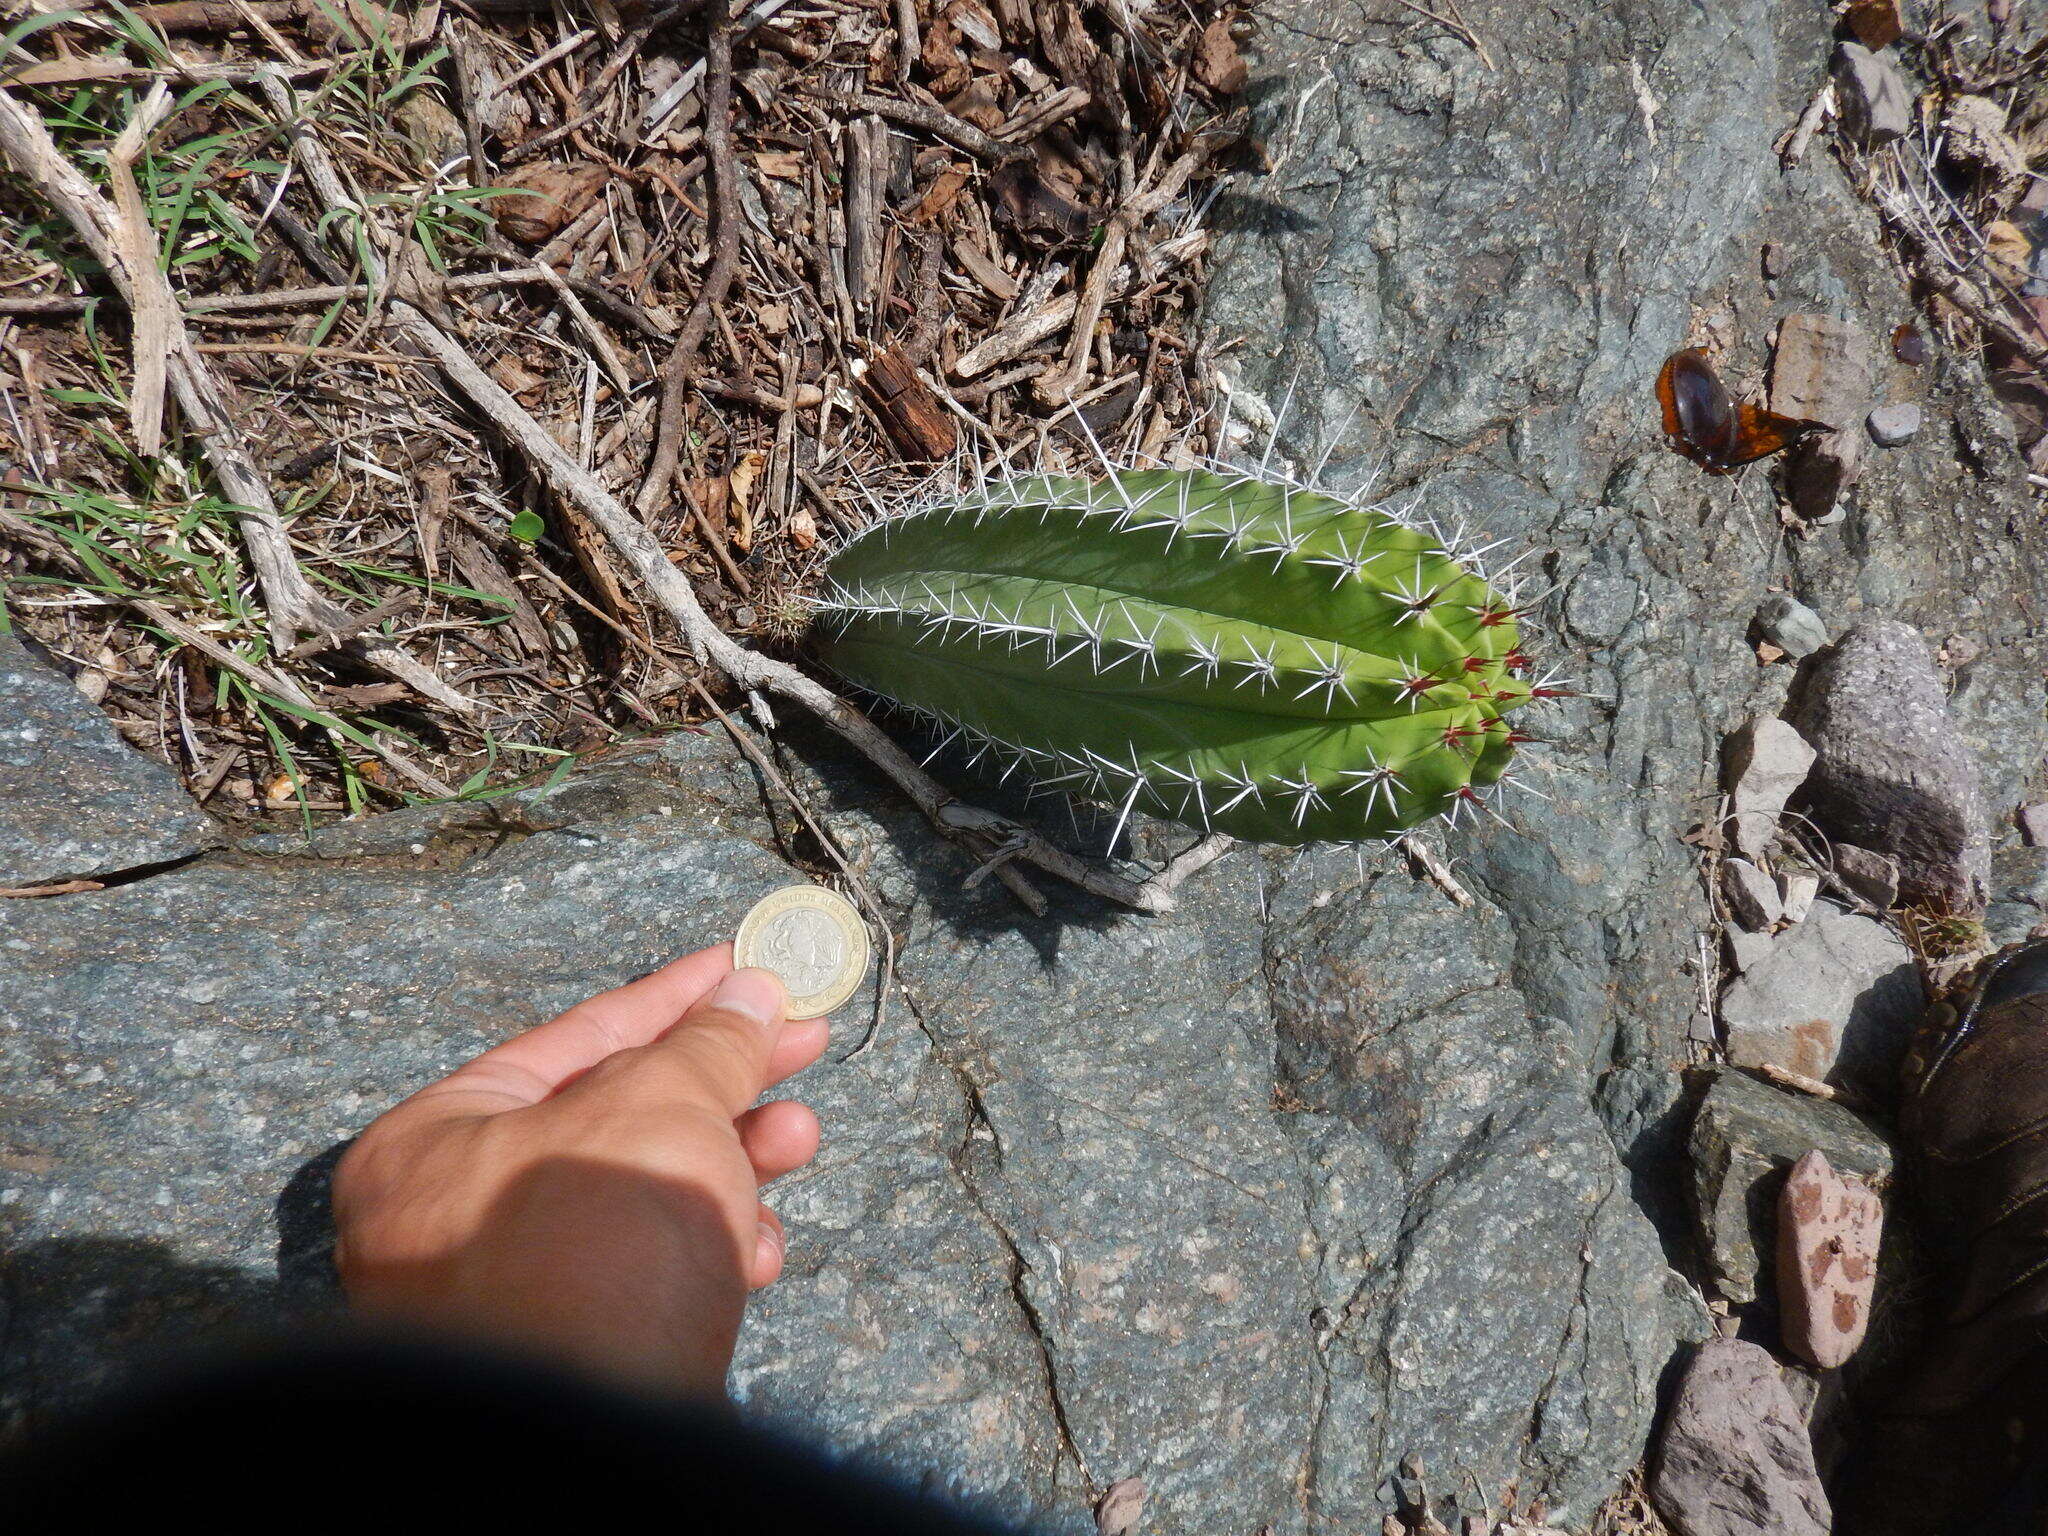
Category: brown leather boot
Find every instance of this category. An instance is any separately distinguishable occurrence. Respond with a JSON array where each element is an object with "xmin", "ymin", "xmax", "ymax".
[{"xmin": 1839, "ymin": 938, "xmax": 2048, "ymax": 1533}]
